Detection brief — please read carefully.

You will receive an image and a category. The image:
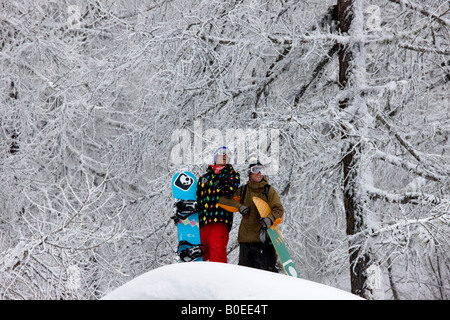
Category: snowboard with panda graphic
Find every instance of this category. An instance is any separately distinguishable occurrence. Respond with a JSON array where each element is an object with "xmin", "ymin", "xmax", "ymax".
[{"xmin": 171, "ymin": 171, "xmax": 204, "ymax": 262}]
